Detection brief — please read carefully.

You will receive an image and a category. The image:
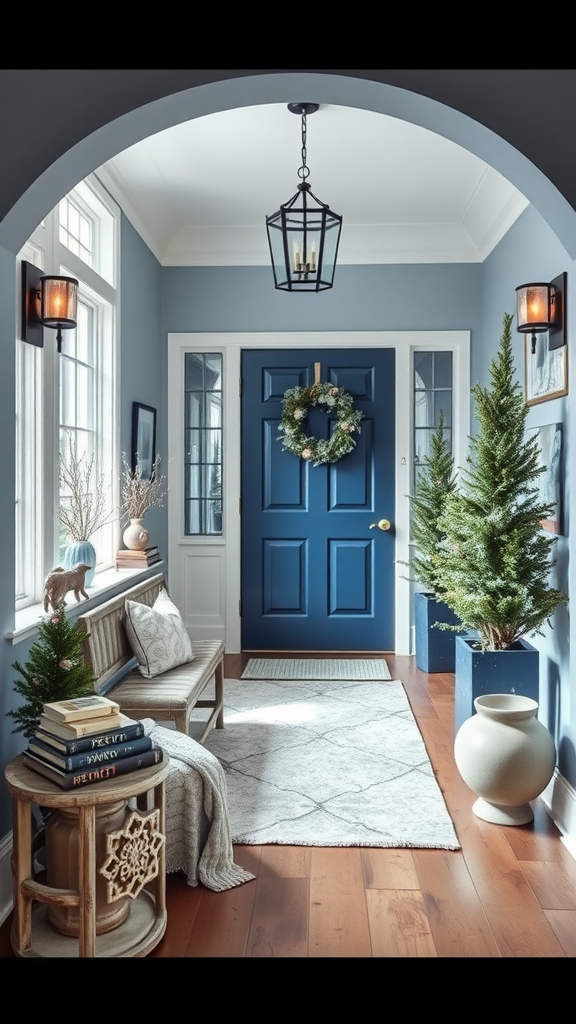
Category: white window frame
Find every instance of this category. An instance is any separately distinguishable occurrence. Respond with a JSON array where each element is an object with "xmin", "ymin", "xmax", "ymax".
[{"xmin": 15, "ymin": 176, "xmax": 120, "ymax": 621}]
